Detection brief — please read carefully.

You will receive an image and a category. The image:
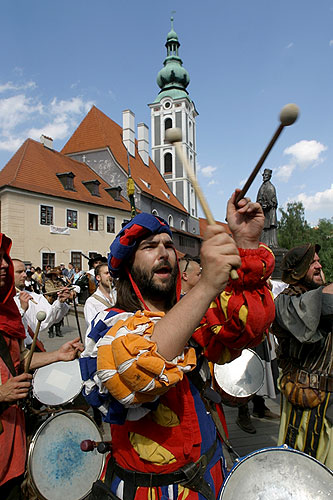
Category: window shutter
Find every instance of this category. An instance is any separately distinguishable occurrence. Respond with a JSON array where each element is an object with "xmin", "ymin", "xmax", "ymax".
[{"xmin": 98, "ymin": 215, "xmax": 104, "ymax": 231}]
